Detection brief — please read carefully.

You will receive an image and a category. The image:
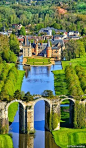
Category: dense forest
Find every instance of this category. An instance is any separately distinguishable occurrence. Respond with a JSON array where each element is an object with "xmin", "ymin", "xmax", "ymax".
[{"xmin": 0, "ymin": 0, "xmax": 86, "ymax": 34}]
